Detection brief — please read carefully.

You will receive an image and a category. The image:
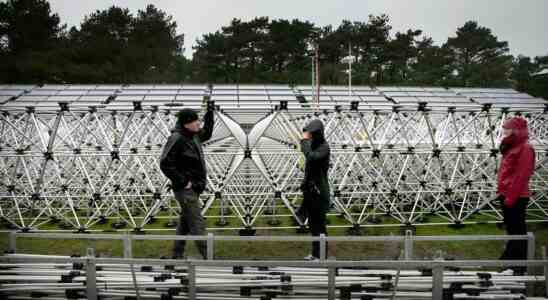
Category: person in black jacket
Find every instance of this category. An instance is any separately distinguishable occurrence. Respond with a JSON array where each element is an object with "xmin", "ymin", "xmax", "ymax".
[
  {"xmin": 160, "ymin": 106, "xmax": 214, "ymax": 259},
  {"xmin": 300, "ymin": 119, "xmax": 331, "ymax": 260}
]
